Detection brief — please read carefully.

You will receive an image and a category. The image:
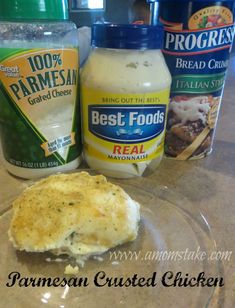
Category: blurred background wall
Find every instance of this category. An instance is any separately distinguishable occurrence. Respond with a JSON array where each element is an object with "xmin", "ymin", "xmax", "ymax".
[
  {"xmin": 69, "ymin": 0, "xmax": 235, "ymax": 52},
  {"xmin": 69, "ymin": 0, "xmax": 134, "ymax": 26}
]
